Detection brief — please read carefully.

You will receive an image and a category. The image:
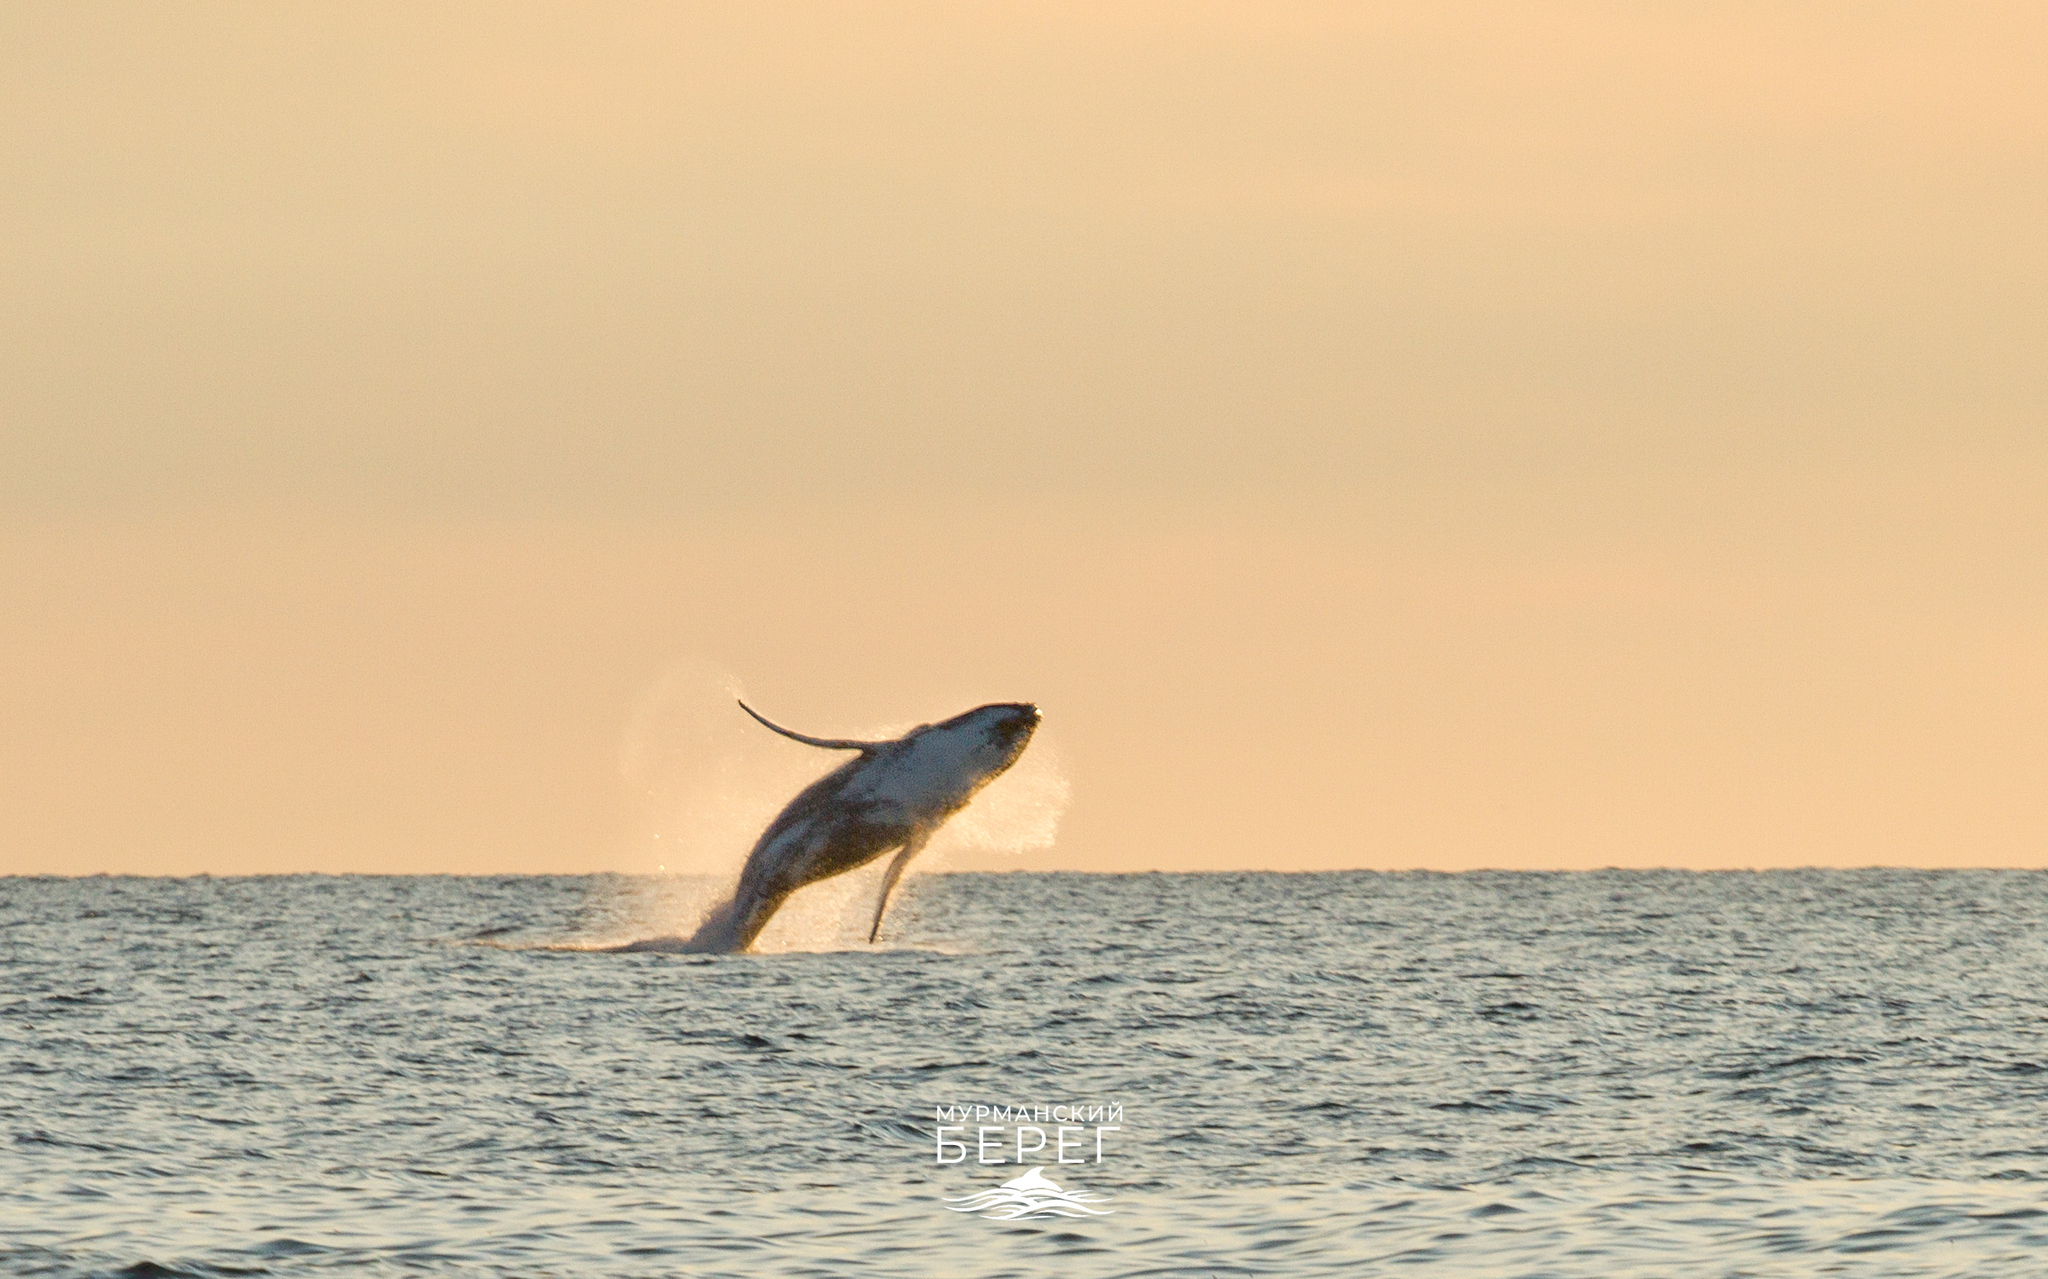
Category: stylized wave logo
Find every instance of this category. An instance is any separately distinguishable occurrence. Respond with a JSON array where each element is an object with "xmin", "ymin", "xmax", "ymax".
[{"xmin": 943, "ymin": 1166, "xmax": 1115, "ymax": 1220}]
